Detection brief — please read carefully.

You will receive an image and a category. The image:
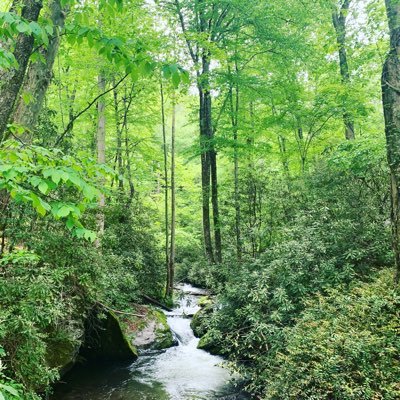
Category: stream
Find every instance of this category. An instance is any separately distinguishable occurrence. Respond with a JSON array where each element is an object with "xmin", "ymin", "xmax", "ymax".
[{"xmin": 52, "ymin": 284, "xmax": 248, "ymax": 399}]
